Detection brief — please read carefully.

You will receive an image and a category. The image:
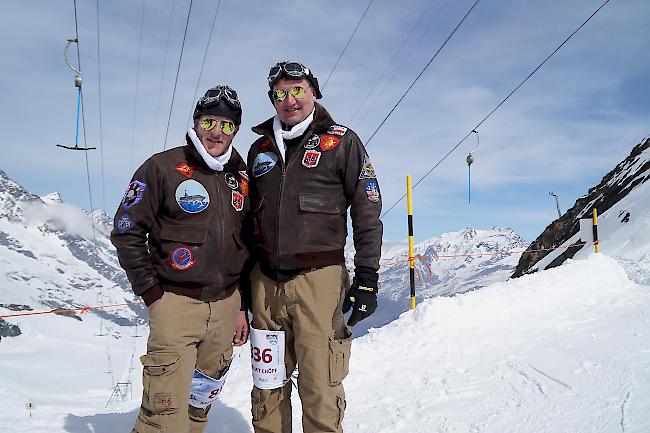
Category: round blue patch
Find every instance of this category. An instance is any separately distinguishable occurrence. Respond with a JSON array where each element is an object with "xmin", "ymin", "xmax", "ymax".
[
  {"xmin": 252, "ymin": 152, "xmax": 278, "ymax": 177},
  {"xmin": 175, "ymin": 179, "xmax": 210, "ymax": 213},
  {"xmin": 171, "ymin": 246, "xmax": 195, "ymax": 270}
]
